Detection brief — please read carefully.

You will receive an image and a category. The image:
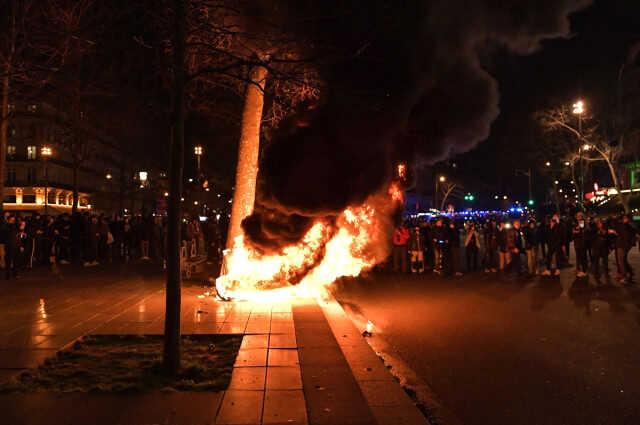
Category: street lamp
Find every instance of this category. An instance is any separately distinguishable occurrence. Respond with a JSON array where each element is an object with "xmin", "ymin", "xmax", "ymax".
[
  {"xmin": 435, "ymin": 175, "xmax": 446, "ymax": 210},
  {"xmin": 573, "ymin": 99, "xmax": 586, "ymax": 207},
  {"xmin": 194, "ymin": 145, "xmax": 203, "ymax": 172},
  {"xmin": 41, "ymin": 146, "xmax": 52, "ymax": 214},
  {"xmin": 545, "ymin": 161, "xmax": 551, "ymax": 167}
]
